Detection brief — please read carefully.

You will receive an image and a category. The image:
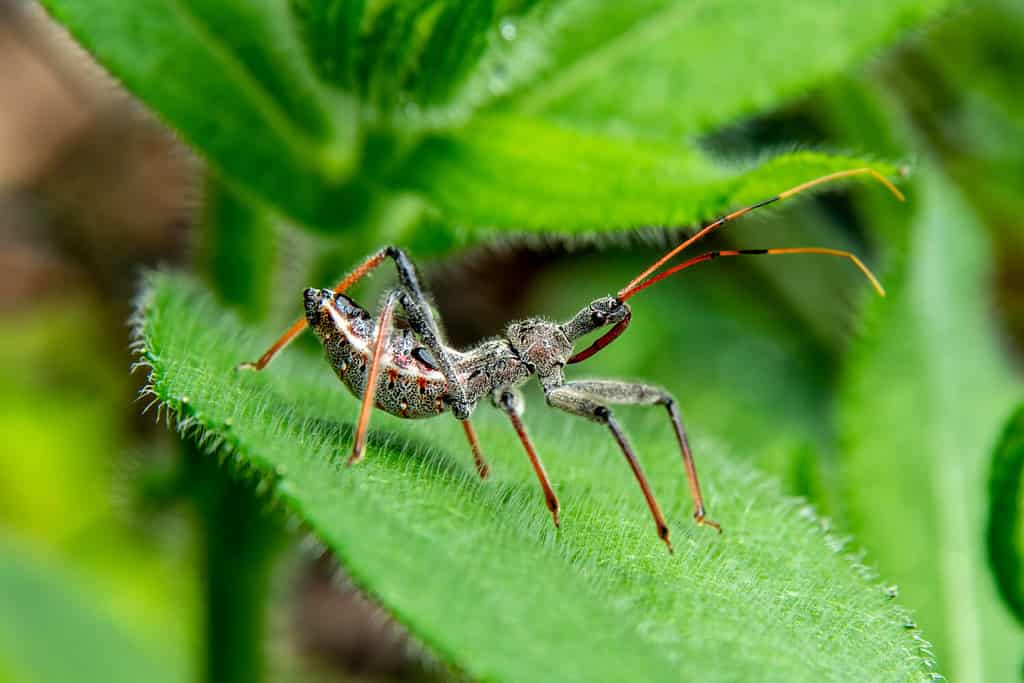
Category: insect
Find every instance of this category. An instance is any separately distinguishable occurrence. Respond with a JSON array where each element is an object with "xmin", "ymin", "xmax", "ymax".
[{"xmin": 239, "ymin": 168, "xmax": 902, "ymax": 552}]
